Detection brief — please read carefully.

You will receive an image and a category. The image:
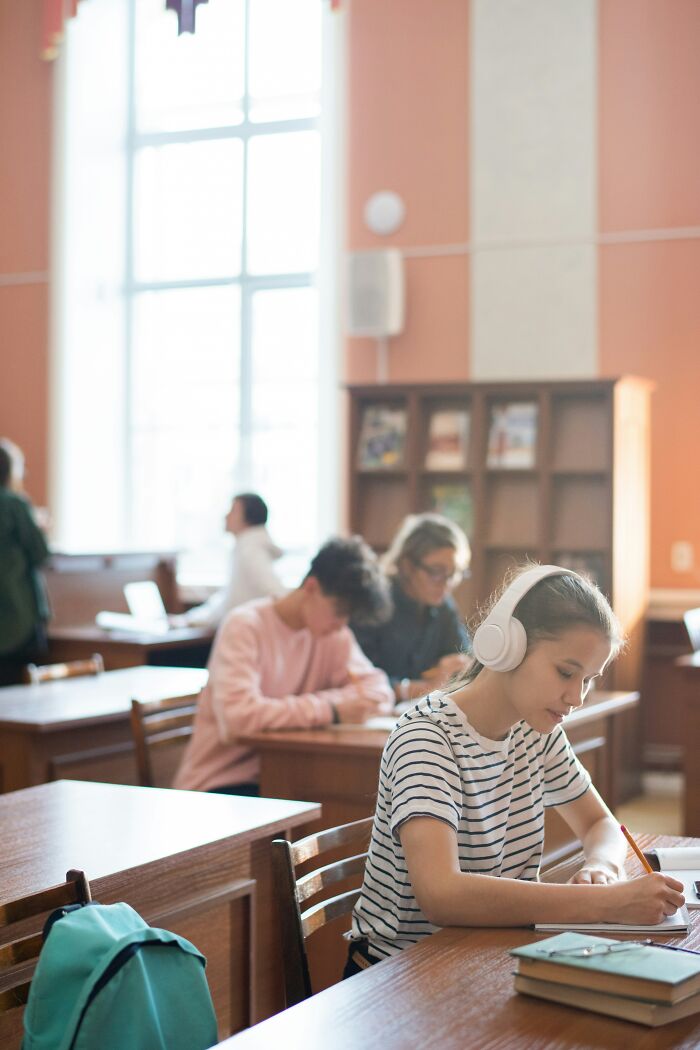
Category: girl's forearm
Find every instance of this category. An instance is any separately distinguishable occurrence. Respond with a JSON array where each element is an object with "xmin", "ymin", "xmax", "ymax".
[{"xmin": 421, "ymin": 870, "xmax": 616, "ymax": 928}]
